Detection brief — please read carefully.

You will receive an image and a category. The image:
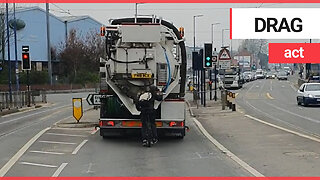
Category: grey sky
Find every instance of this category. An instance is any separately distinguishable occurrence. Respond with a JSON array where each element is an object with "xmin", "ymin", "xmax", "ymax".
[{"xmin": 13, "ymin": 3, "xmax": 320, "ymax": 50}]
